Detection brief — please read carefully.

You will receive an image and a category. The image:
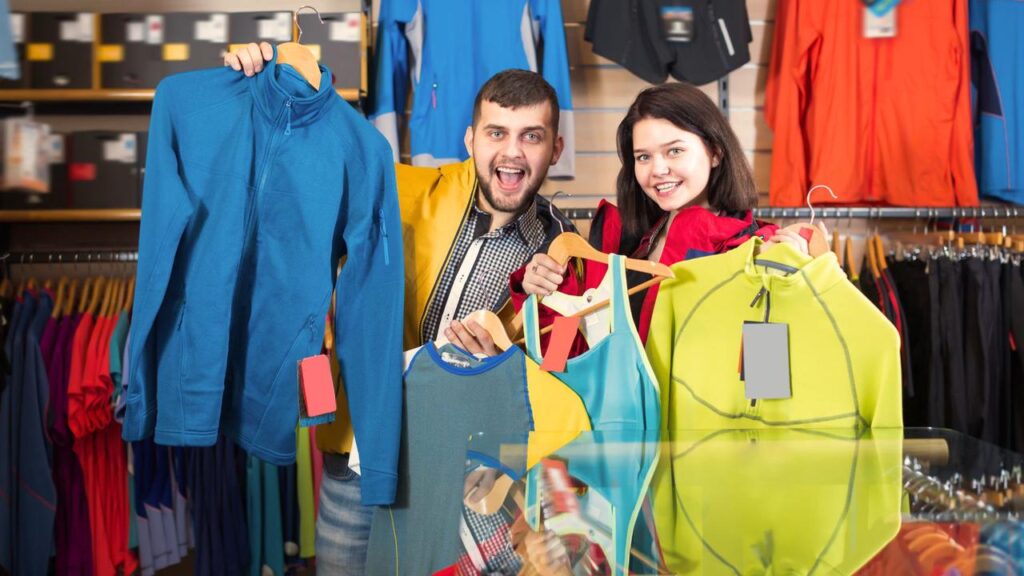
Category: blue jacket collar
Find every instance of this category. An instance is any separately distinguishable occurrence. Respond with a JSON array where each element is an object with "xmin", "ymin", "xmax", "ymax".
[{"xmin": 252, "ymin": 44, "xmax": 335, "ymax": 128}]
